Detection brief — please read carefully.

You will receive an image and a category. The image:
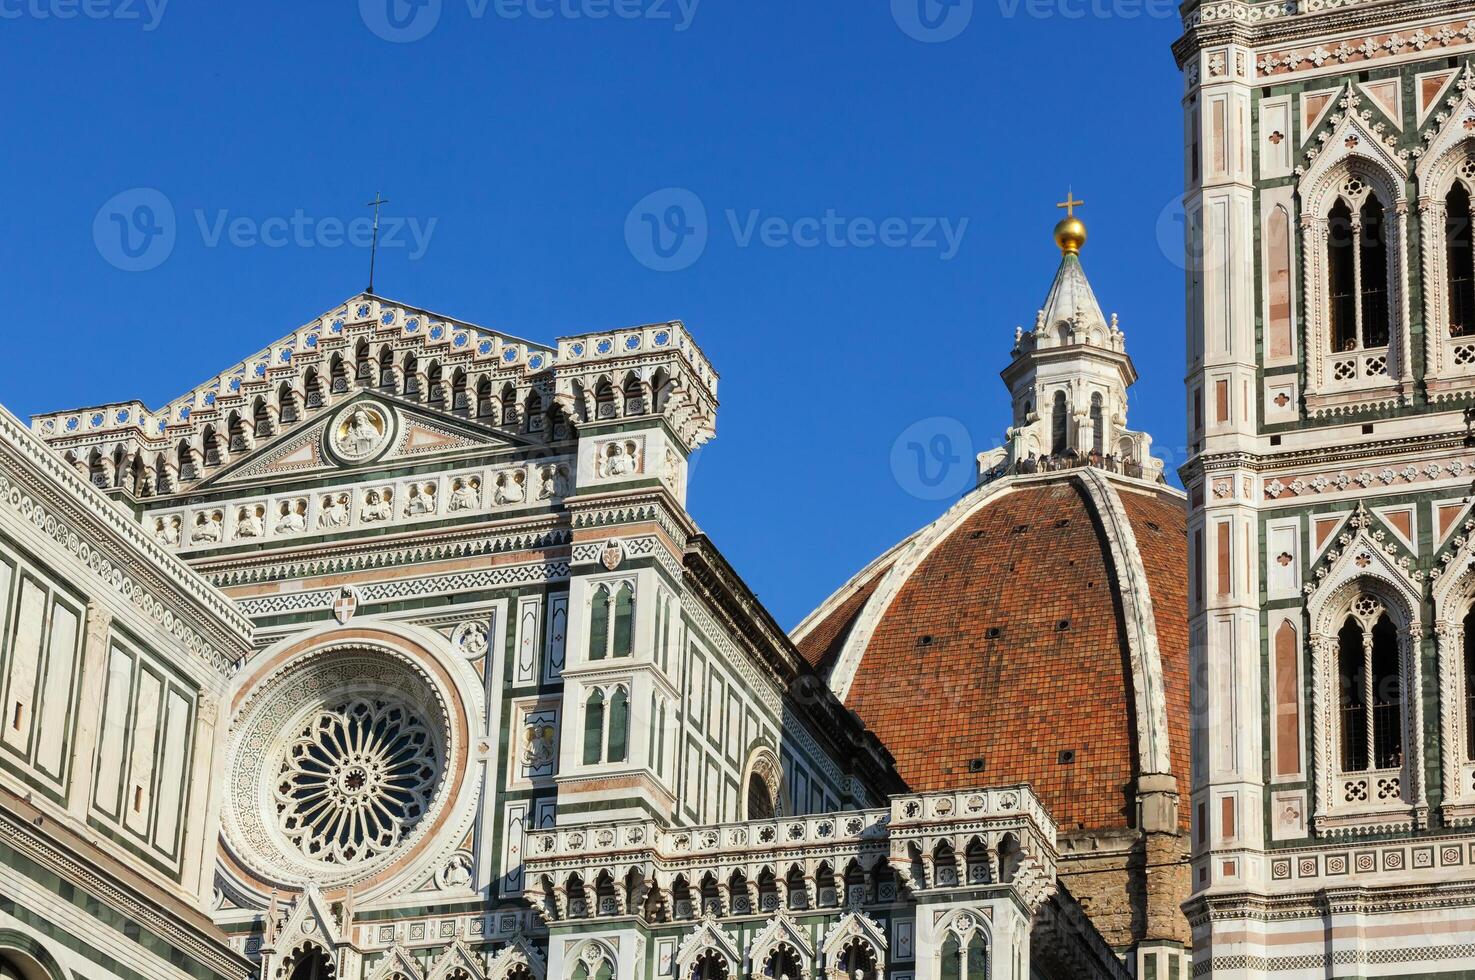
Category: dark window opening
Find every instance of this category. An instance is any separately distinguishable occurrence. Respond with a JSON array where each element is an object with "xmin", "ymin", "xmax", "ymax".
[{"xmin": 1449, "ymin": 183, "xmax": 1475, "ymax": 337}]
